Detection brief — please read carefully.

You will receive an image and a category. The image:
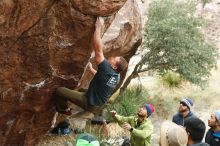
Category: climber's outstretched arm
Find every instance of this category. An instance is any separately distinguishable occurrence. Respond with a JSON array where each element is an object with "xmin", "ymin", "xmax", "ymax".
[{"xmin": 93, "ymin": 17, "xmax": 104, "ymax": 65}]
